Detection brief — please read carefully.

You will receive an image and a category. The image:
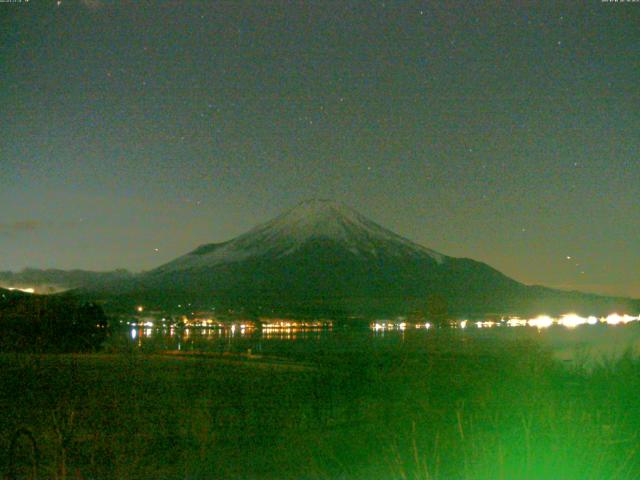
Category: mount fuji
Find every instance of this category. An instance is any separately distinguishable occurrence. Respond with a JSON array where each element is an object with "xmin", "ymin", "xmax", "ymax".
[{"xmin": 91, "ymin": 200, "xmax": 637, "ymax": 317}]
